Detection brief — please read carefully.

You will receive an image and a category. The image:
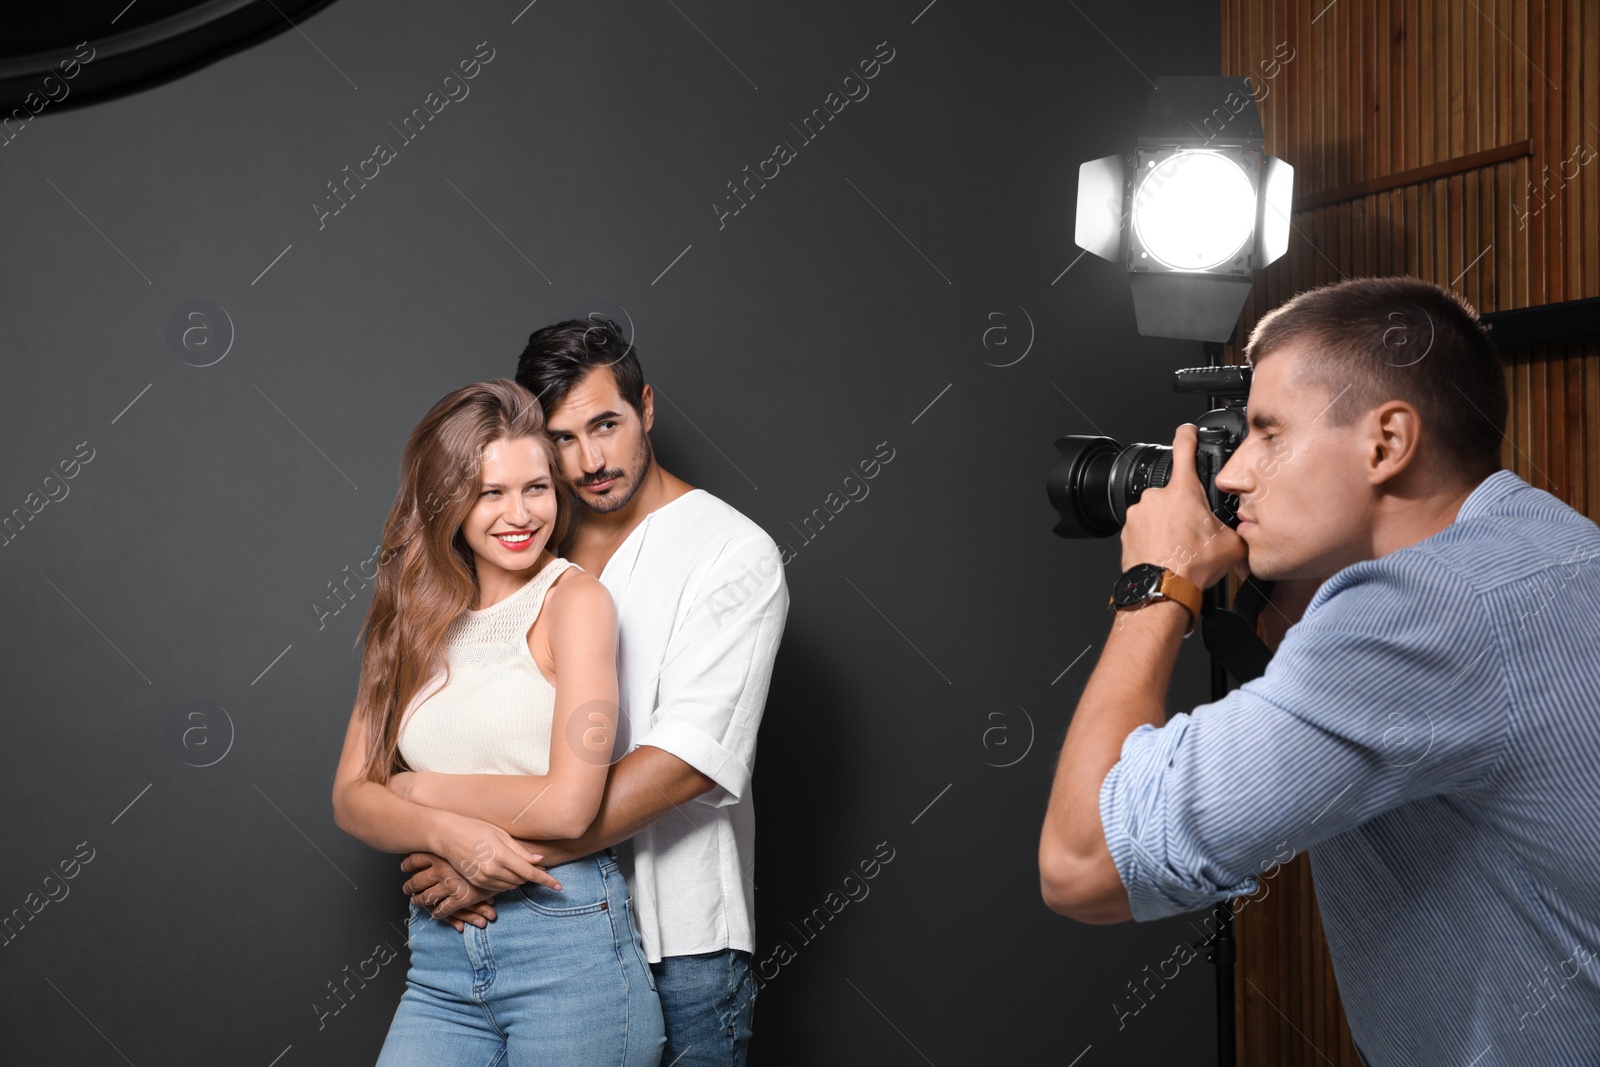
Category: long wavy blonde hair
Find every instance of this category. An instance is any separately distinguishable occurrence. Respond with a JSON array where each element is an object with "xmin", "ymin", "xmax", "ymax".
[{"xmin": 351, "ymin": 379, "xmax": 574, "ymax": 783}]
